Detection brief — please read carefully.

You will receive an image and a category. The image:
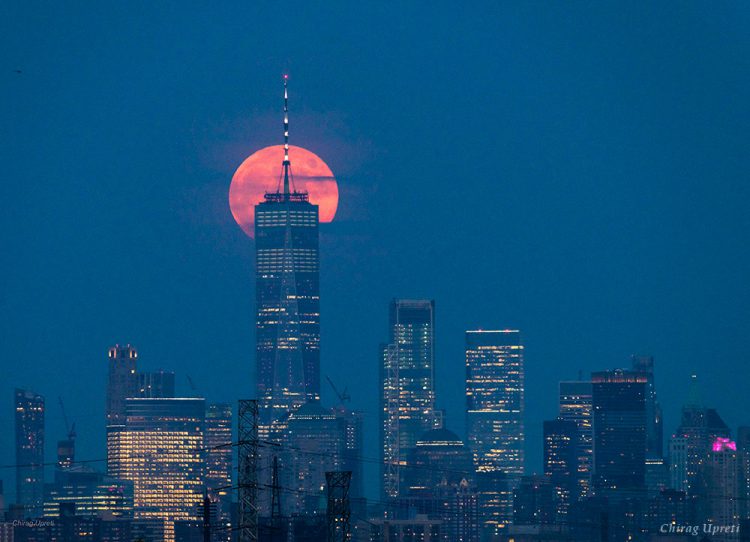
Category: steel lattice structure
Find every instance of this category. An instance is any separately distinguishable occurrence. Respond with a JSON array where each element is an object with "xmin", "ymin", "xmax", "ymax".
[
  {"xmin": 238, "ymin": 400, "xmax": 259, "ymax": 542},
  {"xmin": 326, "ymin": 471, "xmax": 352, "ymax": 542}
]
